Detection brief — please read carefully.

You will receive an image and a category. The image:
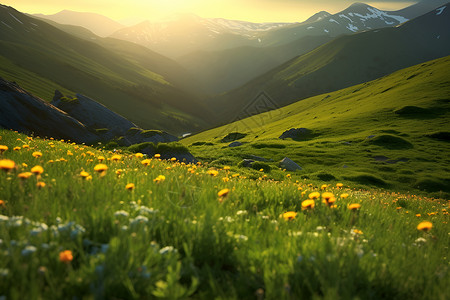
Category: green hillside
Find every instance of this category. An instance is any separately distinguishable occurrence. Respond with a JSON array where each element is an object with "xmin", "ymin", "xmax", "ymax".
[
  {"xmin": 183, "ymin": 56, "xmax": 450, "ymax": 199},
  {"xmin": 0, "ymin": 5, "xmax": 210, "ymax": 135},
  {"xmin": 211, "ymin": 5, "xmax": 450, "ymax": 123}
]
